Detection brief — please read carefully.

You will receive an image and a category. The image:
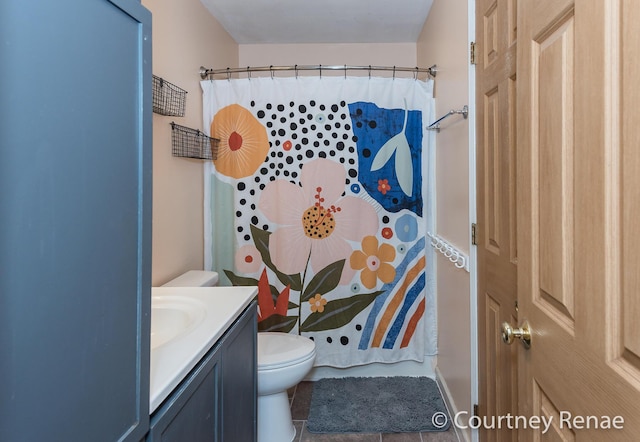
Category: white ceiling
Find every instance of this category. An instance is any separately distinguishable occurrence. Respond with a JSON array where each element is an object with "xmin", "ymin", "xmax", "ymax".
[{"xmin": 199, "ymin": 0, "xmax": 434, "ymax": 44}]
